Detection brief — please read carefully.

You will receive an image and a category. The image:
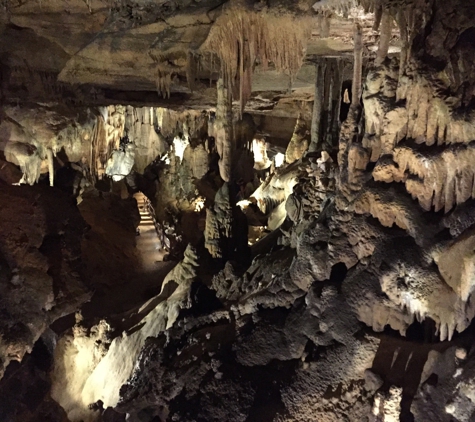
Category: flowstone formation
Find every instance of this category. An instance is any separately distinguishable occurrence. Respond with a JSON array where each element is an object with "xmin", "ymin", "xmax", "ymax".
[{"xmin": 2, "ymin": 0, "xmax": 475, "ymax": 421}]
